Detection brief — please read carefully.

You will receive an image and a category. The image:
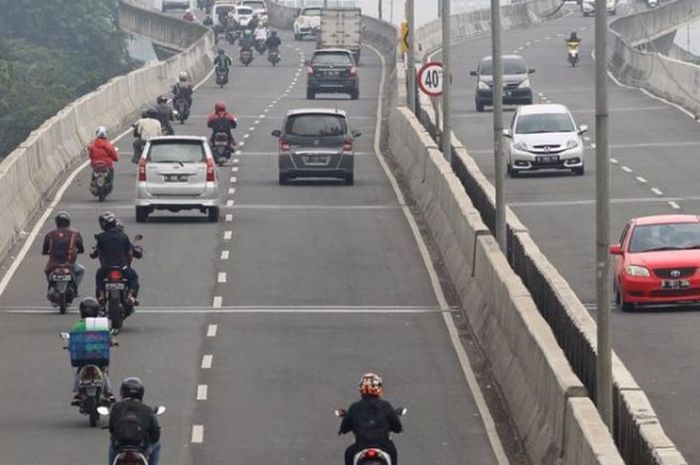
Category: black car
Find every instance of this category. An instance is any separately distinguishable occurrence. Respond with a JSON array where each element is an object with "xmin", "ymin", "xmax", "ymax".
[
  {"xmin": 271, "ymin": 108, "xmax": 362, "ymax": 185},
  {"xmin": 306, "ymin": 48, "xmax": 360, "ymax": 100},
  {"xmin": 471, "ymin": 55, "xmax": 535, "ymax": 112}
]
